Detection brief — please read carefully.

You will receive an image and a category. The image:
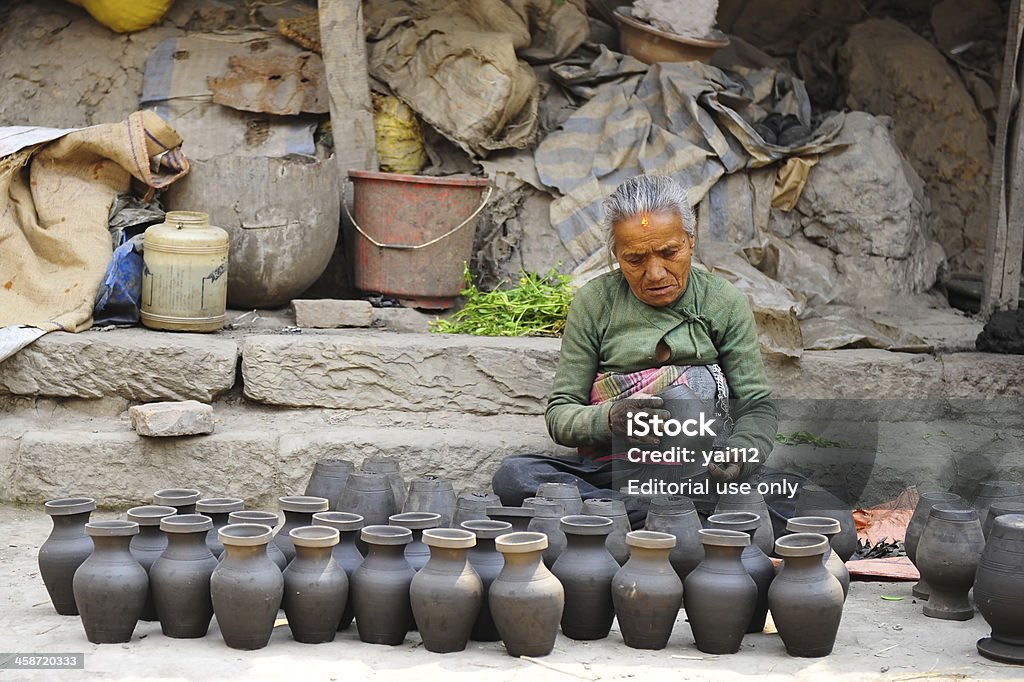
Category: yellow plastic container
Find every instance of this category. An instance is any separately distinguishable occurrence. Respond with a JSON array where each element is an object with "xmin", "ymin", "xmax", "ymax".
[{"xmin": 141, "ymin": 211, "xmax": 229, "ymax": 333}]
